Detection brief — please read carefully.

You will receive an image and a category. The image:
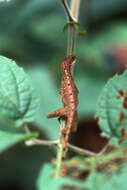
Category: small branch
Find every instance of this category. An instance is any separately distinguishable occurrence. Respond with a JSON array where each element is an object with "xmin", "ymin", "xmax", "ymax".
[
  {"xmin": 58, "ymin": 0, "xmax": 81, "ymax": 167},
  {"xmin": 61, "ymin": 0, "xmax": 80, "ymax": 56},
  {"xmin": 68, "ymin": 143, "xmax": 98, "ymax": 157},
  {"xmin": 67, "ymin": 143, "xmax": 107, "ymax": 157},
  {"xmin": 61, "ymin": 0, "xmax": 75, "ymax": 22},
  {"xmin": 25, "ymin": 139, "xmax": 58, "ymax": 146},
  {"xmin": 55, "ymin": 119, "xmax": 66, "ymax": 178},
  {"xmin": 23, "ymin": 124, "xmax": 31, "ymax": 134},
  {"xmin": 25, "ymin": 137, "xmax": 107, "ymax": 157},
  {"xmin": 70, "ymin": 0, "xmax": 81, "ymax": 21}
]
